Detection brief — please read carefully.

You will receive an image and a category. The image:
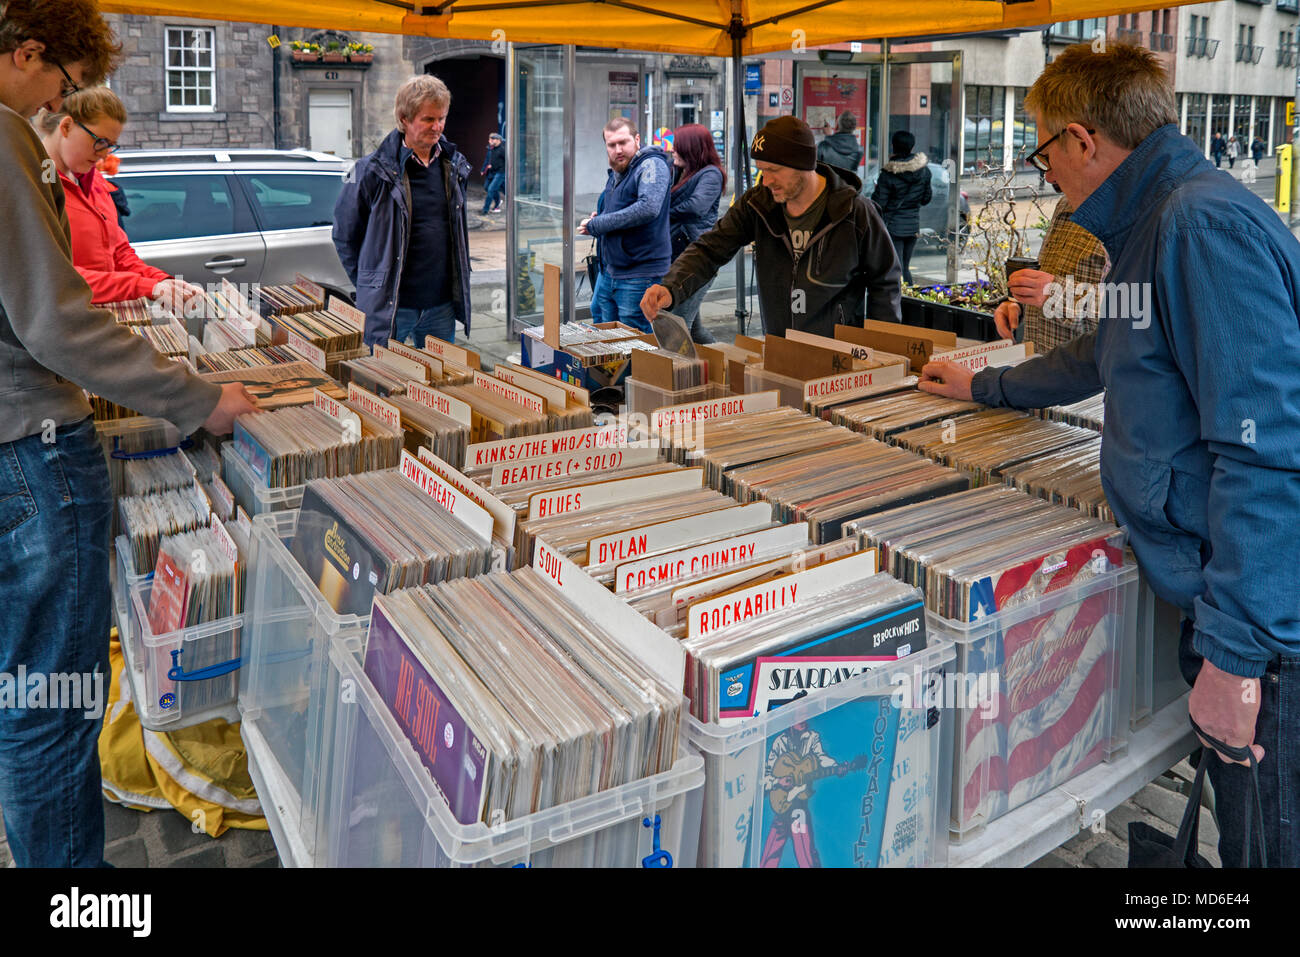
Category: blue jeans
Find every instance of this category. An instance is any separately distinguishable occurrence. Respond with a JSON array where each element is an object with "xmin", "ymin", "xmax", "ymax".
[
  {"xmin": 590, "ymin": 272, "xmax": 658, "ymax": 335},
  {"xmin": 1180, "ymin": 620, "xmax": 1300, "ymax": 867},
  {"xmin": 0, "ymin": 416, "xmax": 111, "ymax": 867},
  {"xmin": 673, "ymin": 277, "xmax": 717, "ymax": 344},
  {"xmin": 393, "ymin": 303, "xmax": 456, "ymax": 347},
  {"xmin": 481, "ymin": 172, "xmax": 505, "ymax": 214}
]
